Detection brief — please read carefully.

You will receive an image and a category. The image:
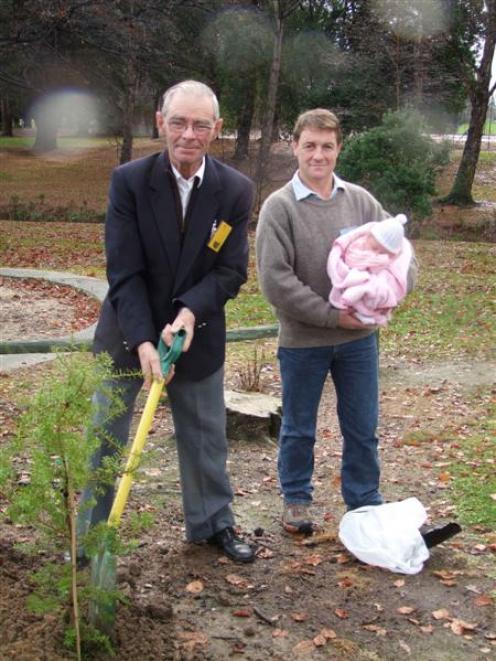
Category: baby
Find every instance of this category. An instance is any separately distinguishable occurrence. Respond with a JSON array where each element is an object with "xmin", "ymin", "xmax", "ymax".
[{"xmin": 327, "ymin": 214, "xmax": 413, "ymax": 326}]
